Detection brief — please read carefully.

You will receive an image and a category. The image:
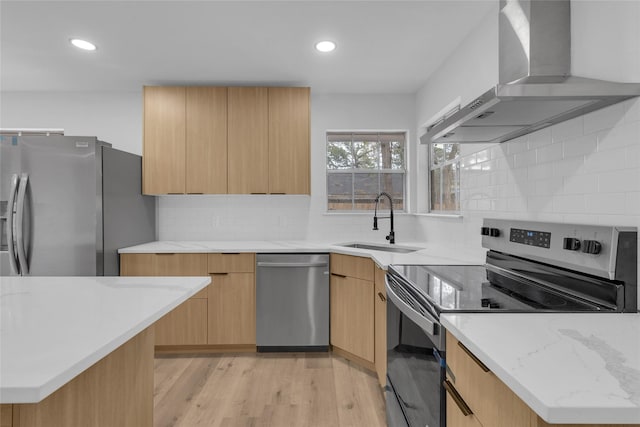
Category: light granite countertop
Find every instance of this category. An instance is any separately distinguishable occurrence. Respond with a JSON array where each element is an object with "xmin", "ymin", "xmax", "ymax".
[
  {"xmin": 0, "ymin": 276, "xmax": 210, "ymax": 404},
  {"xmin": 117, "ymin": 240, "xmax": 486, "ymax": 268},
  {"xmin": 441, "ymin": 313, "xmax": 640, "ymax": 424}
]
